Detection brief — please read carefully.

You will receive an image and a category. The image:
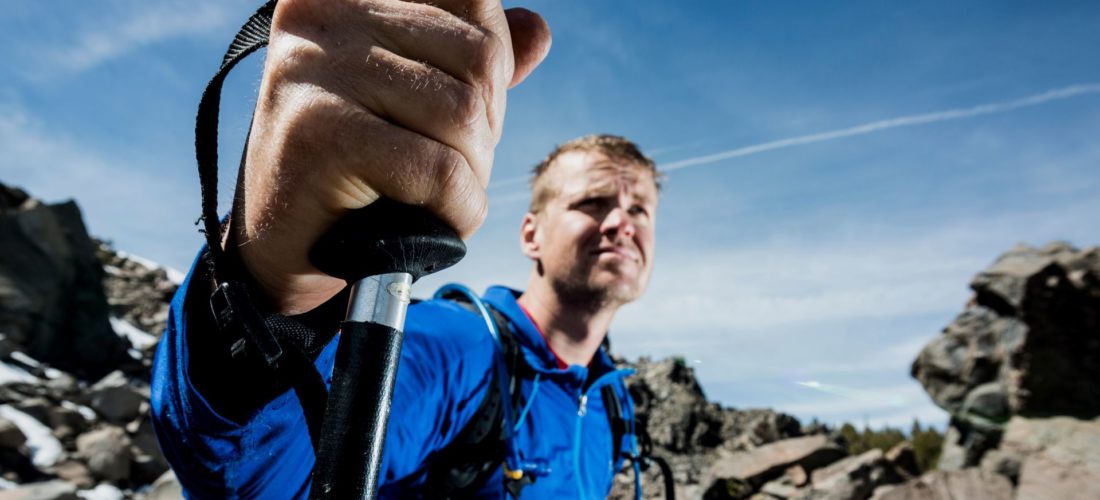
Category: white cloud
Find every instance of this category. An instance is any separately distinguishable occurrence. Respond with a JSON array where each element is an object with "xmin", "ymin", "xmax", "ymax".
[
  {"xmin": 0, "ymin": 104, "xmax": 202, "ymax": 270},
  {"xmin": 35, "ymin": 0, "xmax": 246, "ymax": 76},
  {"xmin": 660, "ymin": 83, "xmax": 1100, "ymax": 172}
]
